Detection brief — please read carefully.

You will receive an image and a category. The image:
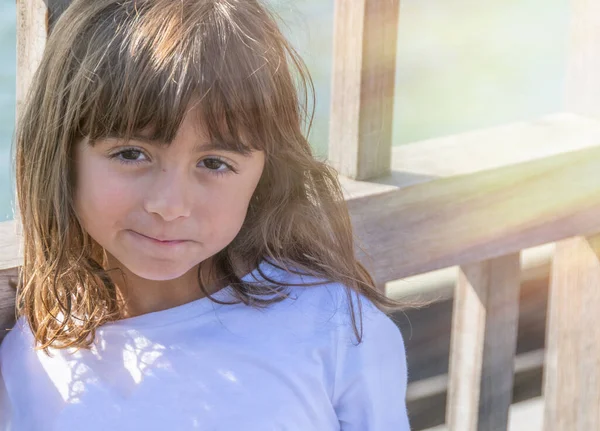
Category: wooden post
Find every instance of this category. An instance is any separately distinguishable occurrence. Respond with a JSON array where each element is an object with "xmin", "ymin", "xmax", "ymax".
[
  {"xmin": 446, "ymin": 254, "xmax": 521, "ymax": 431},
  {"xmin": 16, "ymin": 0, "xmax": 50, "ymax": 120},
  {"xmin": 17, "ymin": 0, "xmax": 71, "ymax": 115},
  {"xmin": 328, "ymin": 0, "xmax": 400, "ymax": 181},
  {"xmin": 543, "ymin": 235, "xmax": 600, "ymax": 430},
  {"xmin": 565, "ymin": 0, "xmax": 600, "ymax": 117}
]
